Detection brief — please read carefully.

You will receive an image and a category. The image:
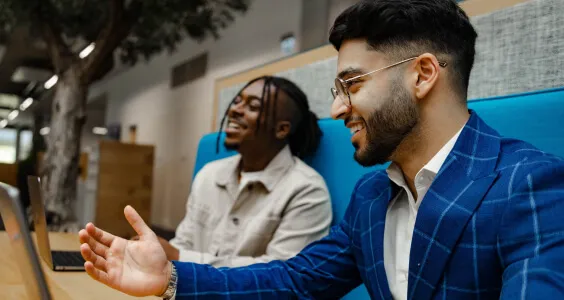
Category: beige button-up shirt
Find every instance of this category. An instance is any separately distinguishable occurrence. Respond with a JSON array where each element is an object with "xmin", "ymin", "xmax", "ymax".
[{"xmin": 169, "ymin": 145, "xmax": 332, "ymax": 267}]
